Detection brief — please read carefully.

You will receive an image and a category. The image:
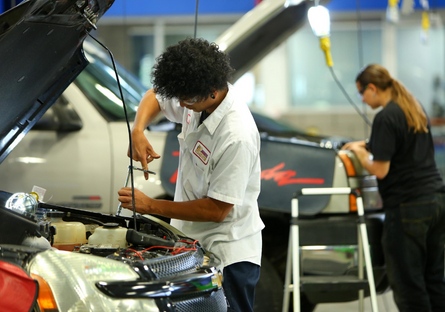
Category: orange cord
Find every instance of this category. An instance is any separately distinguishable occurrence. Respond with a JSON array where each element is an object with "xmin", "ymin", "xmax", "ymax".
[{"xmin": 125, "ymin": 240, "xmax": 199, "ymax": 258}]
